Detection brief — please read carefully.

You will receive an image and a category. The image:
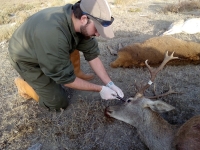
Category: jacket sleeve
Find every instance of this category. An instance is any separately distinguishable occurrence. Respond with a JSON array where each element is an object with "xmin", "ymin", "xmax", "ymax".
[
  {"xmin": 34, "ymin": 24, "xmax": 76, "ymax": 84},
  {"xmin": 76, "ymin": 37, "xmax": 100, "ymax": 61}
]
